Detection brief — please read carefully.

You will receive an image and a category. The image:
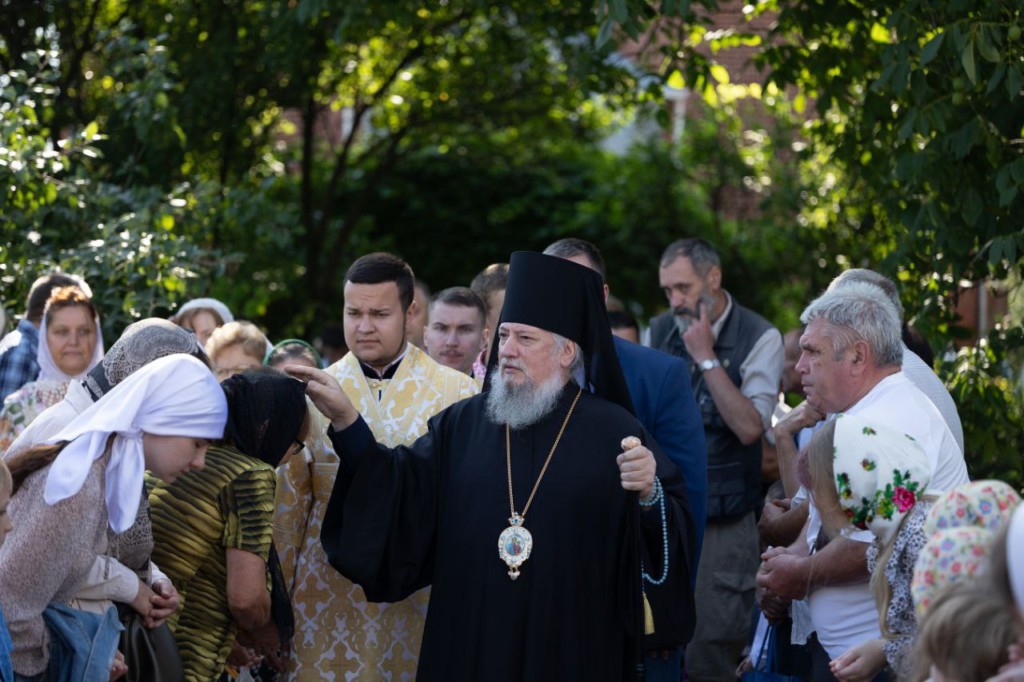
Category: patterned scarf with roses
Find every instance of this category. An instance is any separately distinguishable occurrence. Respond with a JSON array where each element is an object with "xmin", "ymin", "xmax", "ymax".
[{"xmin": 833, "ymin": 413, "xmax": 932, "ymax": 545}]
